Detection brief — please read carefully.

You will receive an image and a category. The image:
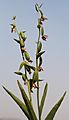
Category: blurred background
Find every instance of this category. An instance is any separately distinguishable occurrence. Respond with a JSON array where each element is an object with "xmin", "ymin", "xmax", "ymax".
[{"xmin": 0, "ymin": 0, "xmax": 69, "ymax": 120}]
